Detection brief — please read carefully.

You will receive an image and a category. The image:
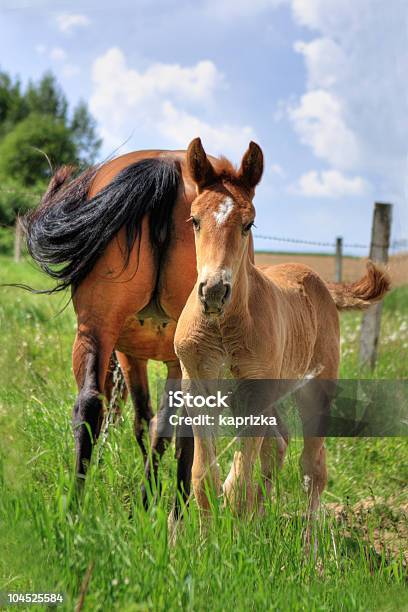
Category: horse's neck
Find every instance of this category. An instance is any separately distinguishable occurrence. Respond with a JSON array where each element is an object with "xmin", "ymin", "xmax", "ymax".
[
  {"xmin": 227, "ymin": 253, "xmax": 277, "ymax": 319},
  {"xmin": 227, "ymin": 252, "xmax": 254, "ymax": 315}
]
